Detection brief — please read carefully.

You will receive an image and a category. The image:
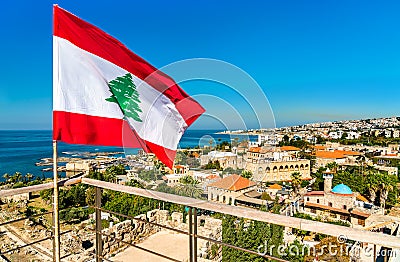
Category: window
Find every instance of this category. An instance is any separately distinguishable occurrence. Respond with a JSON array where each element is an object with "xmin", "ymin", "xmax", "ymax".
[
  {"xmin": 311, "ymin": 208, "xmax": 316, "ymax": 214},
  {"xmin": 317, "ymin": 199, "xmax": 320, "ymax": 204},
  {"xmin": 358, "ymin": 219, "xmax": 365, "ymax": 226},
  {"xmin": 328, "ymin": 202, "xmax": 332, "ymax": 207},
  {"xmin": 343, "ymin": 205, "xmax": 347, "ymax": 210},
  {"xmin": 307, "ymin": 197, "xmax": 310, "ymax": 201}
]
